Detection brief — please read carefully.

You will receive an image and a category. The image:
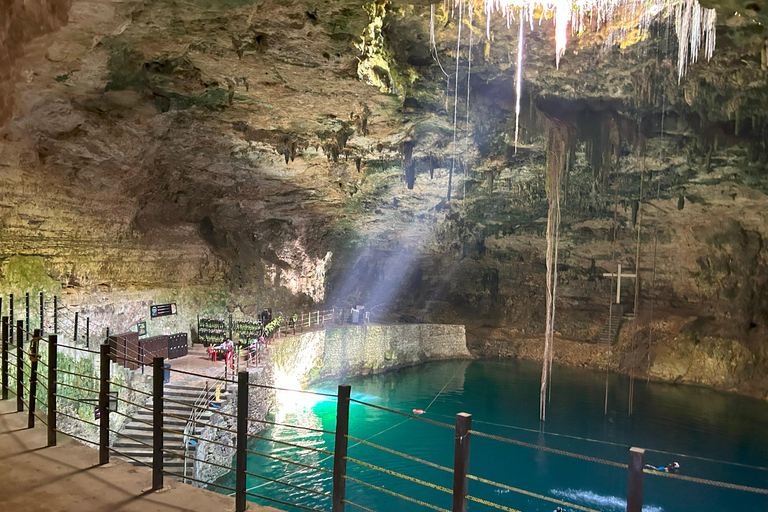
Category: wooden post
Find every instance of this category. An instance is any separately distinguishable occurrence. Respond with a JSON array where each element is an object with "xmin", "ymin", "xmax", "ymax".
[
  {"xmin": 153, "ymin": 357, "xmax": 164, "ymax": 490},
  {"xmin": 53, "ymin": 296, "xmax": 57, "ymax": 334},
  {"xmin": 9, "ymin": 294, "xmax": 13, "ymax": 343},
  {"xmin": 1, "ymin": 317, "xmax": 8, "ymax": 400},
  {"xmin": 332, "ymin": 384, "xmax": 351, "ymax": 512},
  {"xmin": 74, "ymin": 312, "xmax": 79, "ymax": 344},
  {"xmin": 452, "ymin": 413, "xmax": 472, "ymax": 512},
  {"xmin": 47, "ymin": 334, "xmax": 57, "ymax": 446},
  {"xmin": 236, "ymin": 371, "xmax": 248, "ymax": 512},
  {"xmin": 99, "ymin": 344, "xmax": 111, "ymax": 464},
  {"xmin": 39, "ymin": 293, "xmax": 44, "ymax": 335},
  {"xmin": 16, "ymin": 320, "xmax": 23, "ymax": 412},
  {"xmin": 627, "ymin": 447, "xmax": 645, "ymax": 512},
  {"xmin": 28, "ymin": 329, "xmax": 41, "ymax": 429},
  {"xmin": 86, "ymin": 317, "xmax": 90, "ymax": 348}
]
